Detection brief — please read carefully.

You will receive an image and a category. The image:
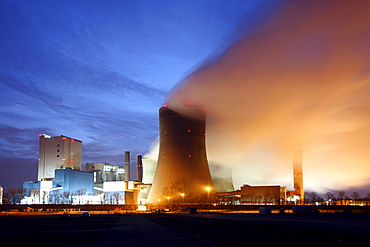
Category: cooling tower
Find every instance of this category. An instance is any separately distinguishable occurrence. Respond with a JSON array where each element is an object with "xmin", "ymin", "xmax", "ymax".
[{"xmin": 147, "ymin": 104, "xmax": 214, "ymax": 203}]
